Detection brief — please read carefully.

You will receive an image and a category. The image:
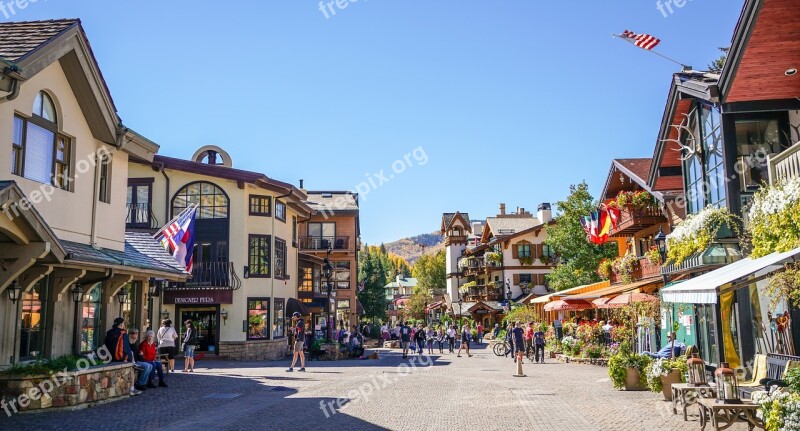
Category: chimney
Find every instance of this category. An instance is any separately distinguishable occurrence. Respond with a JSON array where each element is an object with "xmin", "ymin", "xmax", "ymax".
[
  {"xmin": 499, "ymin": 203, "xmax": 506, "ymax": 216},
  {"xmin": 538, "ymin": 203, "xmax": 553, "ymax": 223},
  {"xmin": 520, "ymin": 207, "xmax": 525, "ymax": 215},
  {"xmin": 299, "ymin": 179, "xmax": 304, "ymax": 189}
]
